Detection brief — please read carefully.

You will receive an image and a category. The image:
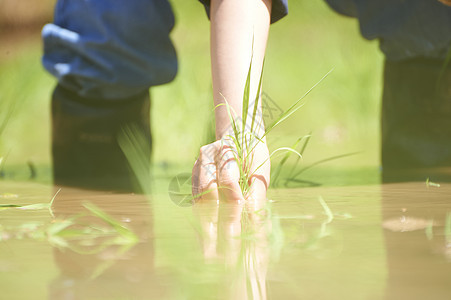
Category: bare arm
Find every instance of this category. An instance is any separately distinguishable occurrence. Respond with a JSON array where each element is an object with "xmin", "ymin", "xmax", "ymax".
[
  {"xmin": 210, "ymin": 0, "xmax": 272, "ymax": 138},
  {"xmin": 192, "ymin": 0, "xmax": 272, "ymax": 202}
]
